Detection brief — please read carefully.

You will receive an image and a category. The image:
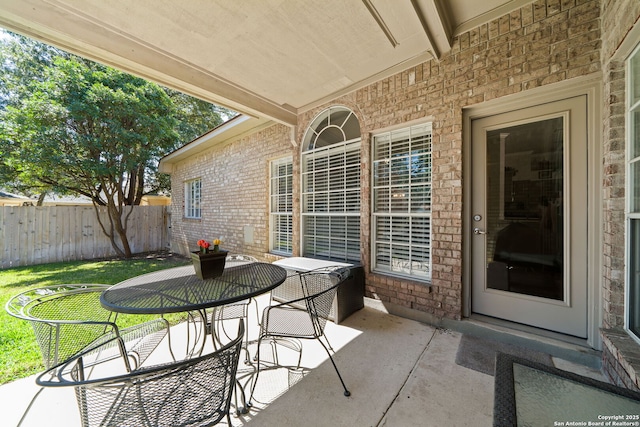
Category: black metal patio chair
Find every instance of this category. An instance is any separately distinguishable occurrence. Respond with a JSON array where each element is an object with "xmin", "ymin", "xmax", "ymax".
[
  {"xmin": 212, "ymin": 255, "xmax": 260, "ymax": 336},
  {"xmin": 208, "ymin": 254, "xmax": 261, "ymax": 362},
  {"xmin": 6, "ymin": 284, "xmax": 169, "ymax": 371},
  {"xmin": 37, "ymin": 320, "xmax": 244, "ymax": 427},
  {"xmin": 249, "ymin": 267, "xmax": 352, "ymax": 402}
]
